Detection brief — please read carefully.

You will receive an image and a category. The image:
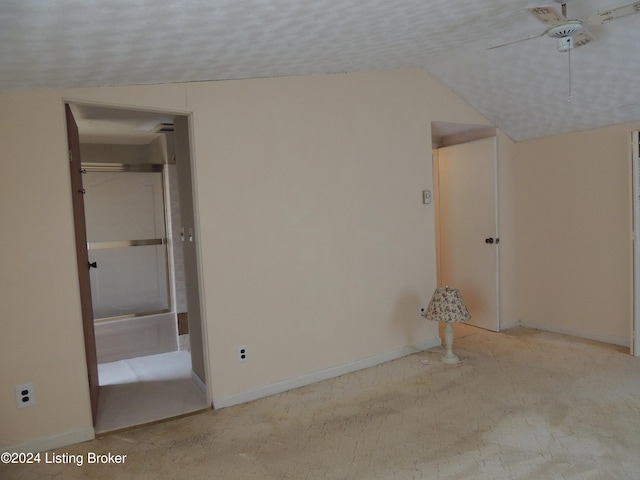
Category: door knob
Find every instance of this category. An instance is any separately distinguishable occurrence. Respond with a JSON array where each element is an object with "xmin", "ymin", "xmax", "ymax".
[
  {"xmin": 485, "ymin": 237, "xmax": 500, "ymax": 244},
  {"xmin": 88, "ymin": 261, "xmax": 97, "ymax": 269}
]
